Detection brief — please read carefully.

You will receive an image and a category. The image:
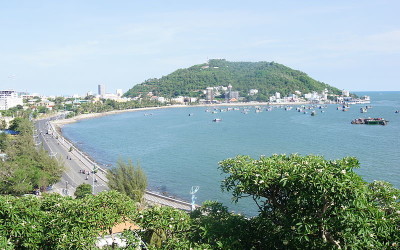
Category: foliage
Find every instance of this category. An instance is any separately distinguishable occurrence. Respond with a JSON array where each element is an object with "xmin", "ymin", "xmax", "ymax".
[
  {"xmin": 106, "ymin": 159, "xmax": 147, "ymax": 202},
  {"xmin": 0, "ymin": 133, "xmax": 7, "ymax": 152},
  {"xmin": 0, "ymin": 106, "xmax": 32, "ymax": 119},
  {"xmin": 0, "ymin": 118, "xmax": 63, "ymax": 195},
  {"xmin": 8, "ymin": 117, "xmax": 33, "ymax": 135},
  {"xmin": 219, "ymin": 154, "xmax": 400, "ymax": 249},
  {"xmin": 132, "ymin": 206, "xmax": 210, "ymax": 249},
  {"xmin": 74, "ymin": 183, "xmax": 92, "ymax": 199},
  {"xmin": 124, "ymin": 59, "xmax": 342, "ymax": 100},
  {"xmin": 0, "ymin": 191, "xmax": 137, "ymax": 249},
  {"xmin": 190, "ymin": 201, "xmax": 255, "ymax": 249},
  {"xmin": 0, "ymin": 120, "xmax": 7, "ymax": 130},
  {"xmin": 62, "ymin": 98, "xmax": 164, "ymax": 119}
]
